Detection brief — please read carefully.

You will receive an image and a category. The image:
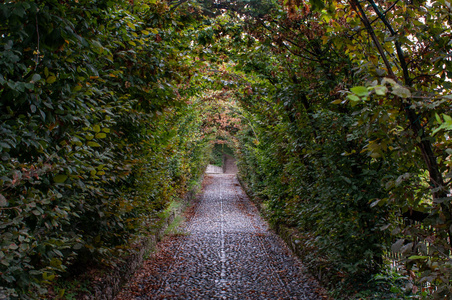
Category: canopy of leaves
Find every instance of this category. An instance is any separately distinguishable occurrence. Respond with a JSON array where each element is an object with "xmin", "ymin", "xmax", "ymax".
[
  {"xmin": 1, "ymin": 0, "xmax": 452, "ymax": 299},
  {"xmin": 0, "ymin": 0, "xmax": 214, "ymax": 298},
  {"xmin": 195, "ymin": 0, "xmax": 452, "ymax": 298}
]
